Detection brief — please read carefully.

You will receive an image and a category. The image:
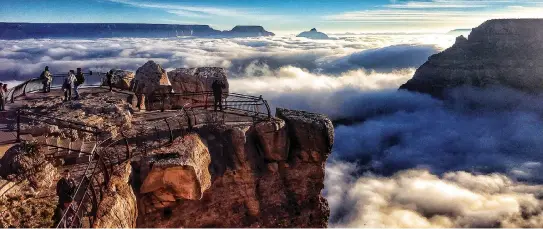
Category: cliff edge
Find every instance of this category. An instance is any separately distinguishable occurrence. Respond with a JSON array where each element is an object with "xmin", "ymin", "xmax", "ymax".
[
  {"xmin": 135, "ymin": 108, "xmax": 333, "ymax": 227},
  {"xmin": 400, "ymin": 19, "xmax": 543, "ymax": 97}
]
